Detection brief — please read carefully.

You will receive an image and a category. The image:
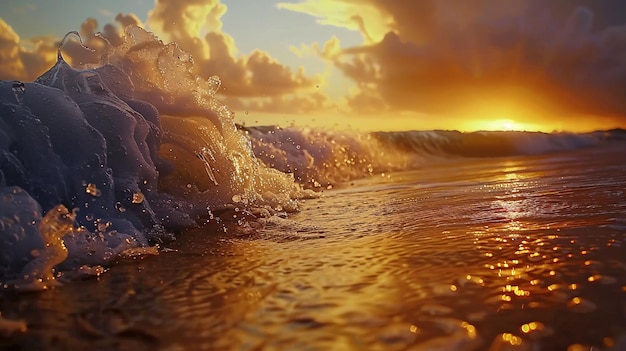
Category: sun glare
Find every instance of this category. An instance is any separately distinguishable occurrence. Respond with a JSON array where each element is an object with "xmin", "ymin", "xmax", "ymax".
[
  {"xmin": 457, "ymin": 96, "xmax": 546, "ymax": 132},
  {"xmin": 489, "ymin": 119, "xmax": 522, "ymax": 131}
]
